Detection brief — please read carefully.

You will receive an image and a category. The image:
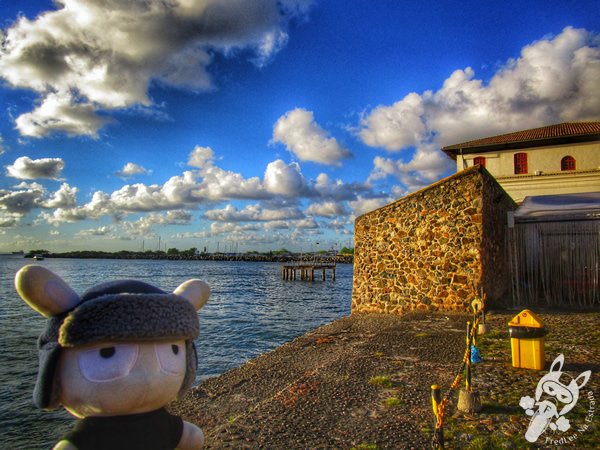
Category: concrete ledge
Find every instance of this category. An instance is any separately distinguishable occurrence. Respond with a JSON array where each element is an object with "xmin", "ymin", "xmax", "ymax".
[{"xmin": 169, "ymin": 313, "xmax": 469, "ymax": 449}]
